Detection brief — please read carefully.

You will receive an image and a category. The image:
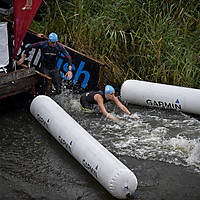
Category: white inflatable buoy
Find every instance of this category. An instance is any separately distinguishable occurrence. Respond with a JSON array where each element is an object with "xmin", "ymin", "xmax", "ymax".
[
  {"xmin": 30, "ymin": 95, "xmax": 138, "ymax": 199},
  {"xmin": 120, "ymin": 80, "xmax": 200, "ymax": 115}
]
